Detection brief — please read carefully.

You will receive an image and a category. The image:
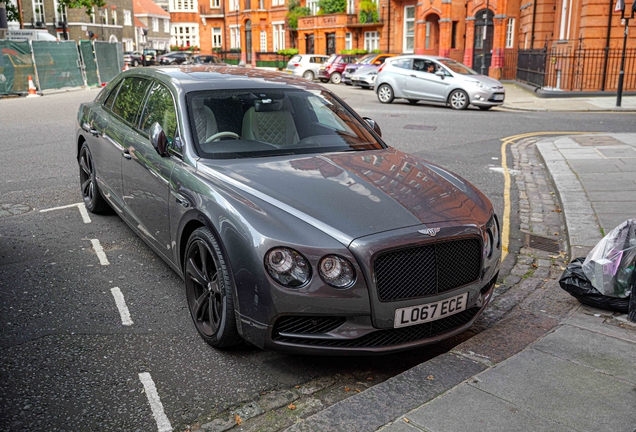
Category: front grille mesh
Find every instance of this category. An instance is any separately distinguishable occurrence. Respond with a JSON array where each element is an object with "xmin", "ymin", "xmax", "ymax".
[
  {"xmin": 375, "ymin": 238, "xmax": 482, "ymax": 302},
  {"xmin": 273, "ymin": 307, "xmax": 480, "ymax": 348},
  {"xmin": 273, "ymin": 316, "xmax": 346, "ymax": 335}
]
